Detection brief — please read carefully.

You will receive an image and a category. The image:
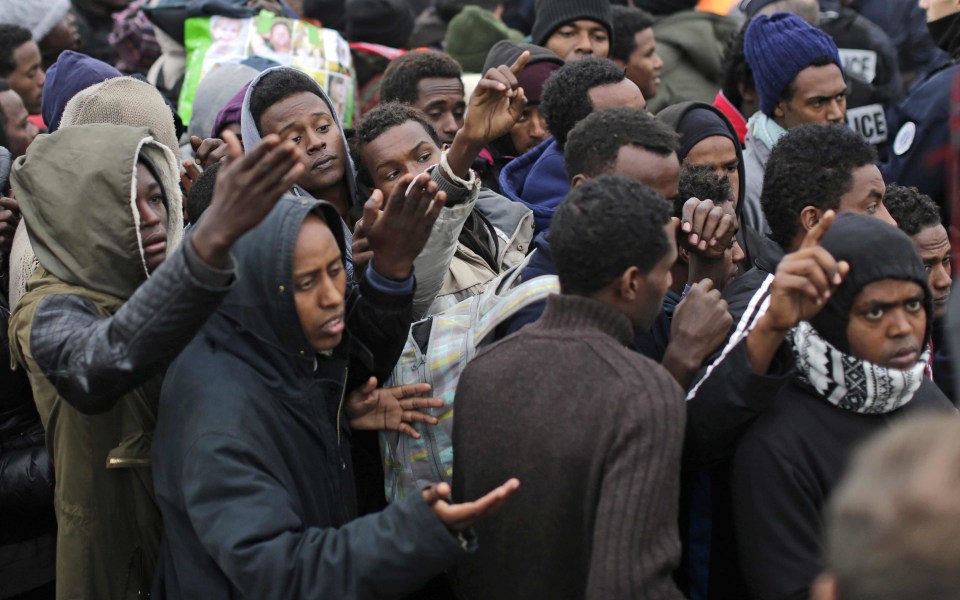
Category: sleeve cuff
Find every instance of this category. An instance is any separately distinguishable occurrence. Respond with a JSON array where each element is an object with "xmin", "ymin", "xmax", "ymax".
[
  {"xmin": 366, "ymin": 260, "xmax": 415, "ymax": 295},
  {"xmin": 183, "ymin": 236, "xmax": 236, "ymax": 289},
  {"xmin": 429, "ymin": 164, "xmax": 479, "ymax": 207}
]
